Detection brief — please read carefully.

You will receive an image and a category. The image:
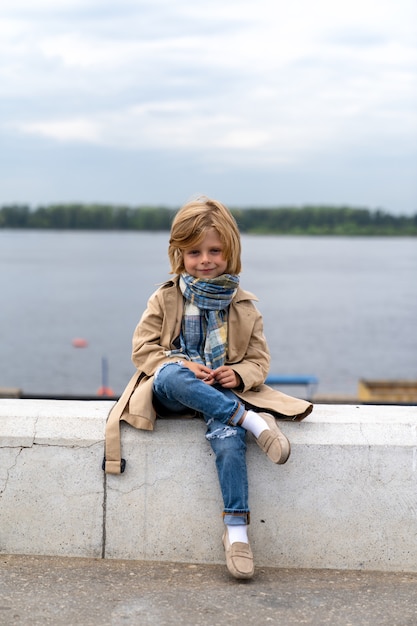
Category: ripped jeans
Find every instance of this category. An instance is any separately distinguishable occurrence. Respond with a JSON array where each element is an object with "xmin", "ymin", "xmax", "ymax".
[{"xmin": 153, "ymin": 362, "xmax": 249, "ymax": 526}]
